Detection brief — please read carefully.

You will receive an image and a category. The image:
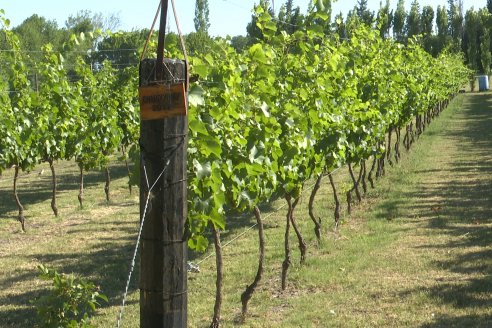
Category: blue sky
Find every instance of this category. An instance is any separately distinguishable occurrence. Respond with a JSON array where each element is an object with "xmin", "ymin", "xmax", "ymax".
[{"xmin": 1, "ymin": 1, "xmax": 486, "ymax": 37}]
